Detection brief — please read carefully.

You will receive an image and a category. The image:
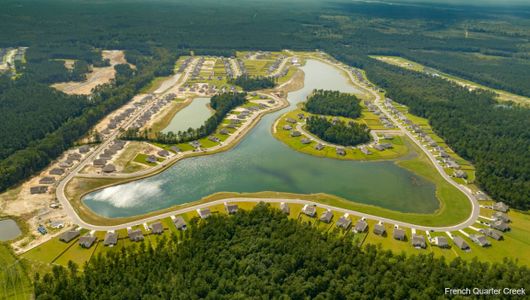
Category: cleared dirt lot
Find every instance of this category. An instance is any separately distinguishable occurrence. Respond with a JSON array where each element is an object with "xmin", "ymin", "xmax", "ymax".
[{"xmin": 52, "ymin": 50, "xmax": 133, "ymax": 95}]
